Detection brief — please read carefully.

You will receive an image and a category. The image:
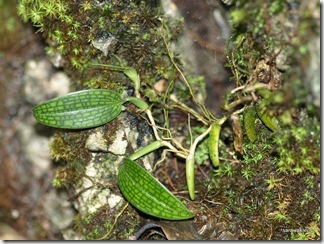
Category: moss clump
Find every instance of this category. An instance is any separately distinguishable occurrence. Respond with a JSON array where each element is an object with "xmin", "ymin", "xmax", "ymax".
[
  {"xmin": 50, "ymin": 130, "xmax": 92, "ymax": 188},
  {"xmin": 207, "ymin": 118, "xmax": 320, "ymax": 240},
  {"xmin": 273, "ymin": 112, "xmax": 320, "ymax": 174},
  {"xmin": 73, "ymin": 209, "xmax": 113, "ymax": 240},
  {"xmin": 224, "ymin": 0, "xmax": 319, "ymax": 113},
  {"xmin": 17, "ymin": 0, "xmax": 183, "ymax": 91},
  {"xmin": 73, "ymin": 204, "xmax": 140, "ymax": 240},
  {"xmin": 204, "ymin": 0, "xmax": 320, "ymax": 240}
]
